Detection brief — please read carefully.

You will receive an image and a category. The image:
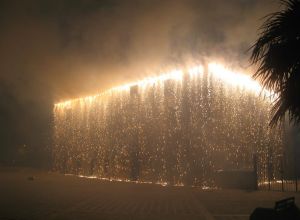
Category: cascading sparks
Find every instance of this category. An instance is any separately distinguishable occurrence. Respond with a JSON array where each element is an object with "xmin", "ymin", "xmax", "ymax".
[{"xmin": 53, "ymin": 62, "xmax": 282, "ymax": 187}]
